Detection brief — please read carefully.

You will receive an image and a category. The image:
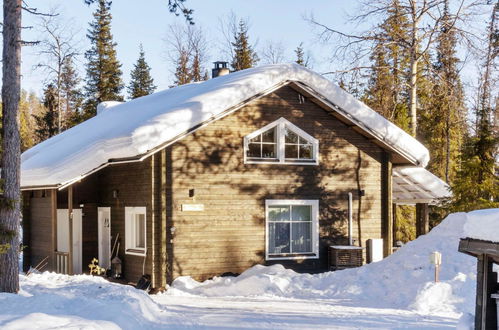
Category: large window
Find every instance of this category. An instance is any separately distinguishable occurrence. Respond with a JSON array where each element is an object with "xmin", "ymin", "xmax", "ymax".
[
  {"xmin": 265, "ymin": 200, "xmax": 319, "ymax": 260},
  {"xmin": 244, "ymin": 118, "xmax": 319, "ymax": 165},
  {"xmin": 125, "ymin": 207, "xmax": 146, "ymax": 256}
]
